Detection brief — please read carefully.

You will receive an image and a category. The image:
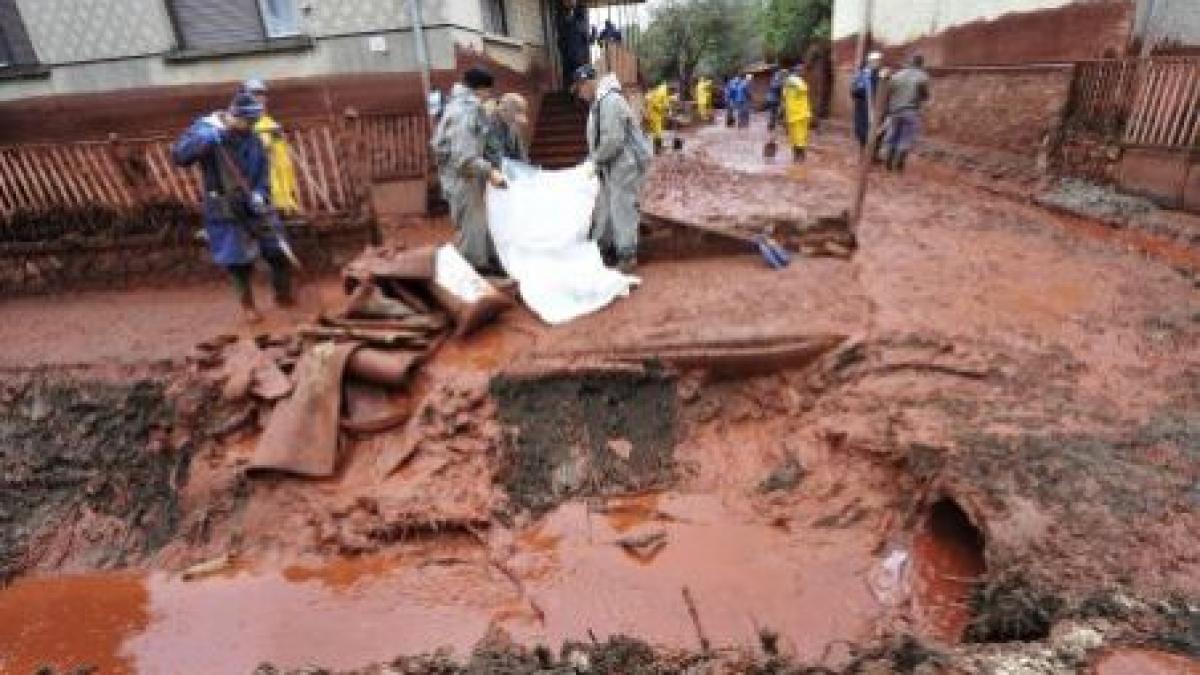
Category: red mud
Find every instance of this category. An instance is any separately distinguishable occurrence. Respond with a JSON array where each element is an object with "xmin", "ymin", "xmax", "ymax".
[
  {"xmin": 910, "ymin": 502, "xmax": 987, "ymax": 643},
  {"xmin": 0, "ymin": 115, "xmax": 1198, "ymax": 672},
  {"xmin": 1092, "ymin": 648, "xmax": 1200, "ymax": 675}
]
